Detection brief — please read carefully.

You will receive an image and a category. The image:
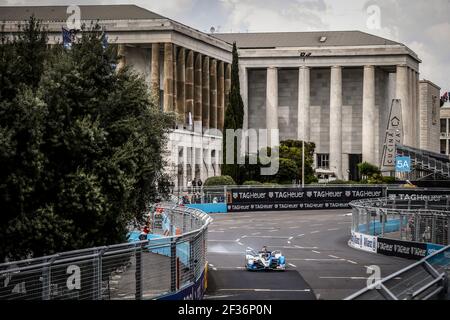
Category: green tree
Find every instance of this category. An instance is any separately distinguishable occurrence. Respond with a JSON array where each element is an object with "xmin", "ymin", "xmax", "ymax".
[
  {"xmin": 221, "ymin": 42, "xmax": 244, "ymax": 183},
  {"xmin": 357, "ymin": 162, "xmax": 381, "ymax": 181},
  {"xmin": 0, "ymin": 21, "xmax": 174, "ymax": 261}
]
